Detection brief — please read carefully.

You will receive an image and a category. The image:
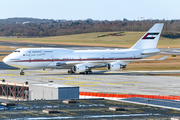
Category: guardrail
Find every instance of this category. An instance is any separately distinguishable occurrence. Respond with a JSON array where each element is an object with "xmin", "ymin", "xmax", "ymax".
[{"xmin": 79, "ymin": 92, "xmax": 180, "ymax": 100}]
